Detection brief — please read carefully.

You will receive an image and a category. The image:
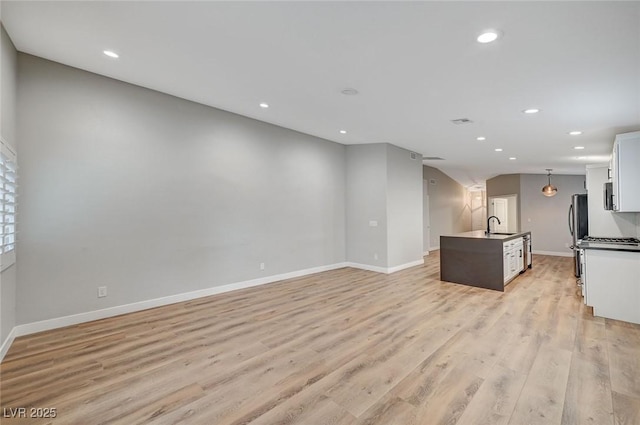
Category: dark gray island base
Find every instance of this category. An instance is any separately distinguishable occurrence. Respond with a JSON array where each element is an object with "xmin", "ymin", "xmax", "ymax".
[{"xmin": 440, "ymin": 231, "xmax": 532, "ymax": 291}]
